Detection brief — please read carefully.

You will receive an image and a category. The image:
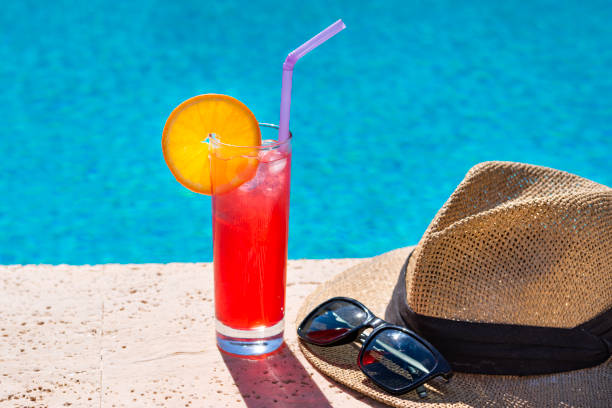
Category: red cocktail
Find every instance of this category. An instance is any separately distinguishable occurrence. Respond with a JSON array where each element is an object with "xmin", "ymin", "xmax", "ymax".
[
  {"xmin": 162, "ymin": 20, "xmax": 345, "ymax": 358},
  {"xmin": 211, "ymin": 125, "xmax": 291, "ymax": 356}
]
